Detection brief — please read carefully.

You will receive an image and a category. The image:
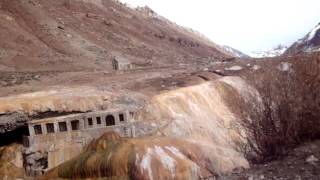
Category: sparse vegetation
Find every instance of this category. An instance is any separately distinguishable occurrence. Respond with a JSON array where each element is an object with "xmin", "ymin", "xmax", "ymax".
[{"xmin": 241, "ymin": 55, "xmax": 320, "ymax": 163}]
